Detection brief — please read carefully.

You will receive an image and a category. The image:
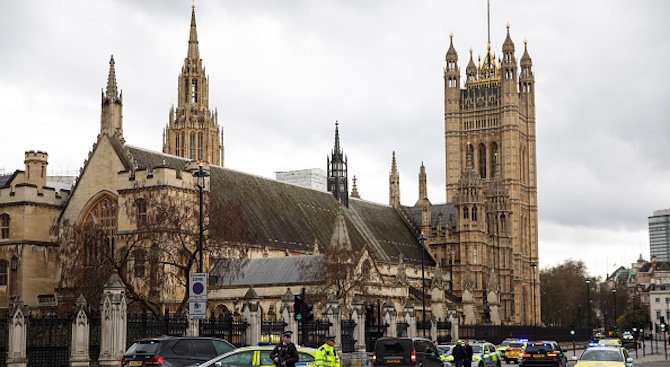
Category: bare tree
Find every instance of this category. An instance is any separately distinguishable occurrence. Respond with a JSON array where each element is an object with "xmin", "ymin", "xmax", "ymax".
[{"xmin": 56, "ymin": 181, "xmax": 249, "ymax": 316}]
